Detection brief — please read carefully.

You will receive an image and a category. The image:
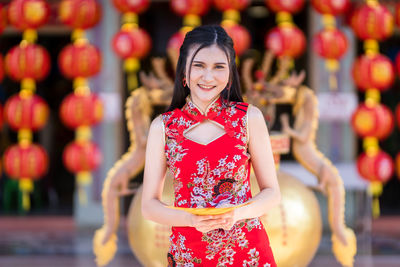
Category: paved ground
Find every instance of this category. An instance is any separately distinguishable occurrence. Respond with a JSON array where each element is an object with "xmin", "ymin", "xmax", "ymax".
[{"xmin": 0, "ymin": 216, "xmax": 399, "ymax": 267}]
